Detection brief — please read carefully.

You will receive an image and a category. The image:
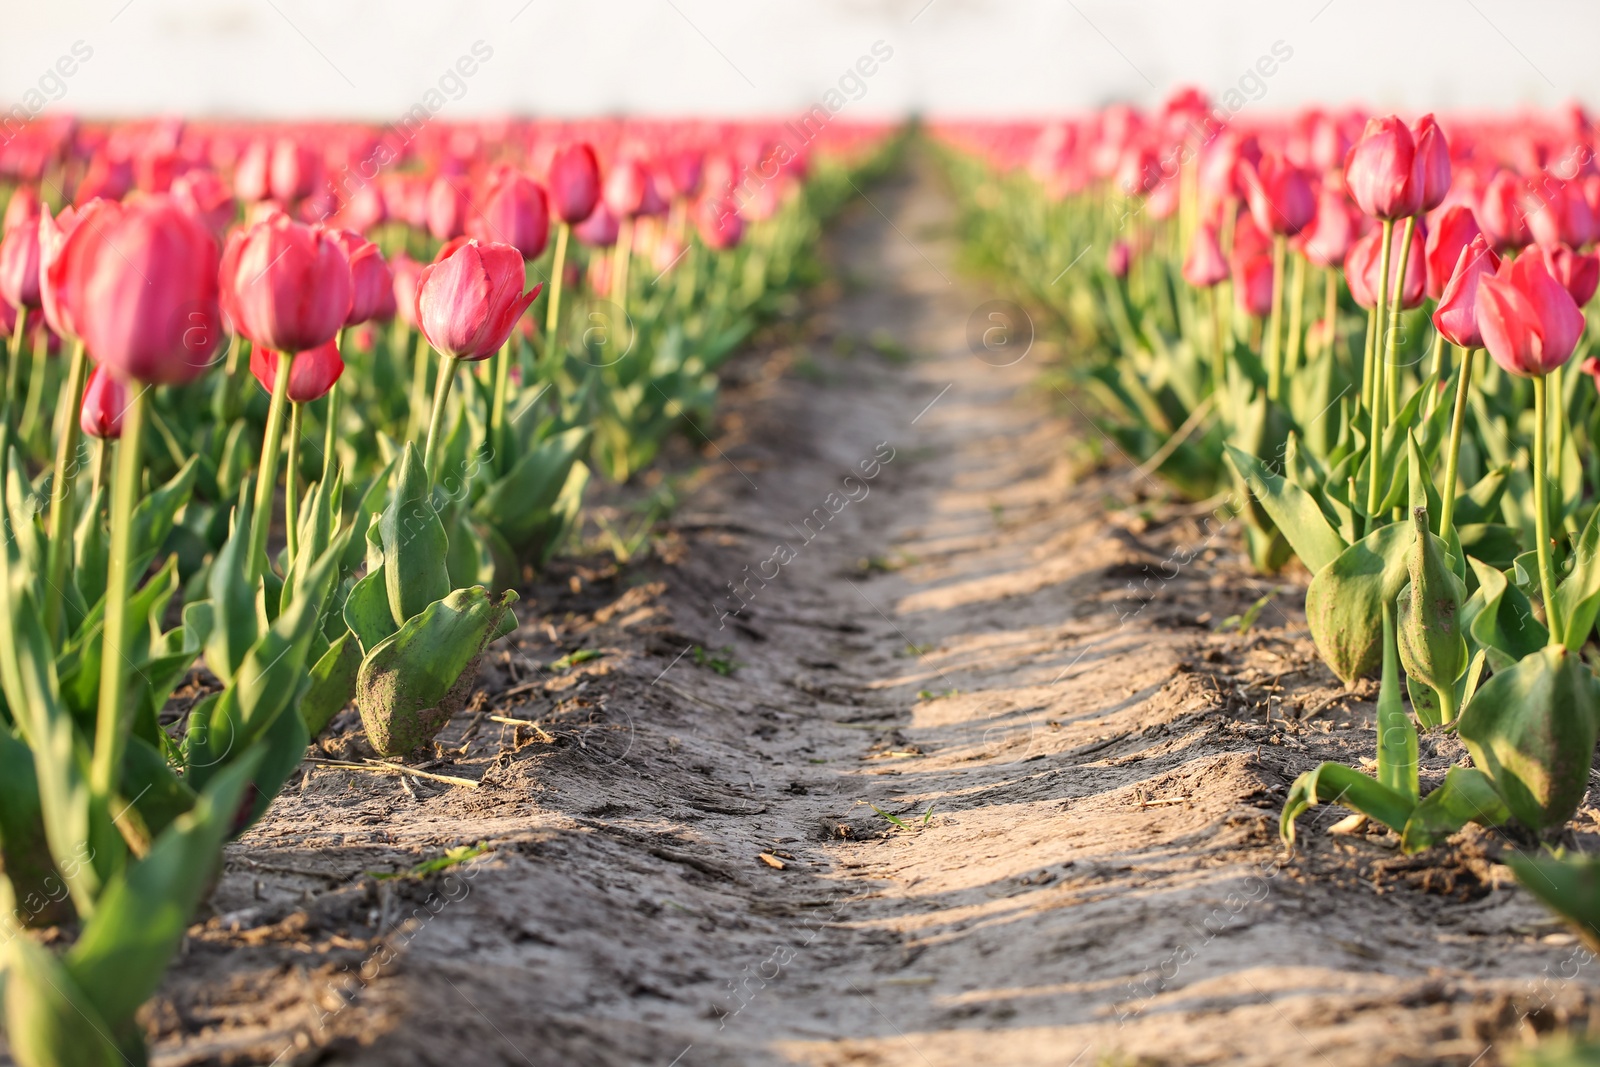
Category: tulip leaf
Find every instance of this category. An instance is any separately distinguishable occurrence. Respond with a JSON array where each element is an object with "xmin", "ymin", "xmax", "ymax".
[
  {"xmin": 1396, "ymin": 508, "xmax": 1468, "ymax": 727},
  {"xmin": 4, "ymin": 934, "xmax": 125, "ymax": 1067},
  {"xmin": 380, "ymin": 442, "xmax": 451, "ymax": 627},
  {"xmin": 1554, "ymin": 502, "xmax": 1600, "ymax": 653},
  {"xmin": 1506, "ymin": 853, "xmax": 1600, "ymax": 954},
  {"xmin": 1458, "ymin": 644, "xmax": 1600, "ymax": 832},
  {"xmin": 1456, "ymin": 523, "xmax": 1522, "ymax": 570},
  {"xmin": 1280, "ymin": 761, "xmax": 1414, "ymax": 848},
  {"xmin": 234, "ymin": 689, "xmax": 310, "ymax": 833},
  {"xmin": 1398, "ymin": 767, "xmax": 1509, "ymax": 854},
  {"xmin": 128, "ymin": 455, "xmax": 198, "ymax": 579},
  {"xmin": 1452, "ymin": 465, "xmax": 1510, "ymax": 527},
  {"xmin": 301, "ymin": 627, "xmax": 362, "ymax": 738},
  {"xmin": 0, "ymin": 727, "xmax": 73, "ymax": 929},
  {"xmin": 1304, "ymin": 520, "xmax": 1412, "ymax": 685},
  {"xmin": 119, "ymin": 733, "xmax": 196, "ymax": 842},
  {"xmin": 344, "ymin": 565, "xmax": 398, "ymax": 653},
  {"xmin": 356, "ymin": 587, "xmax": 516, "ymax": 756},
  {"xmin": 473, "ymin": 427, "xmax": 591, "ymax": 548},
  {"xmin": 1223, "ymin": 445, "xmax": 1346, "ymax": 574},
  {"xmin": 1461, "ymin": 558, "xmax": 1548, "ymax": 672},
  {"xmin": 64, "ymin": 747, "xmax": 262, "ymax": 1032}
]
